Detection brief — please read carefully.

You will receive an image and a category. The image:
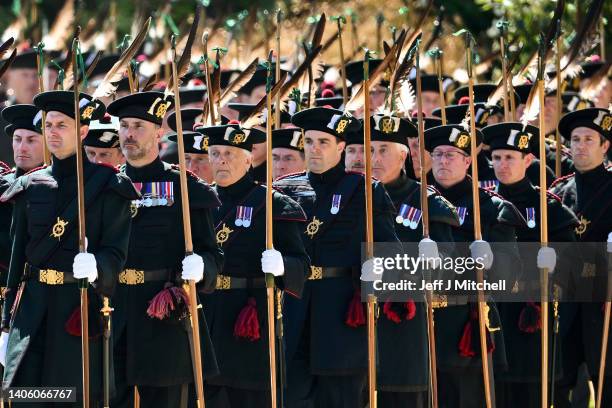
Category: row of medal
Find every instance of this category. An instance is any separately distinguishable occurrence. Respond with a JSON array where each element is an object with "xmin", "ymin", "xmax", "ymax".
[{"xmin": 131, "ymin": 182, "xmax": 175, "ymax": 208}]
